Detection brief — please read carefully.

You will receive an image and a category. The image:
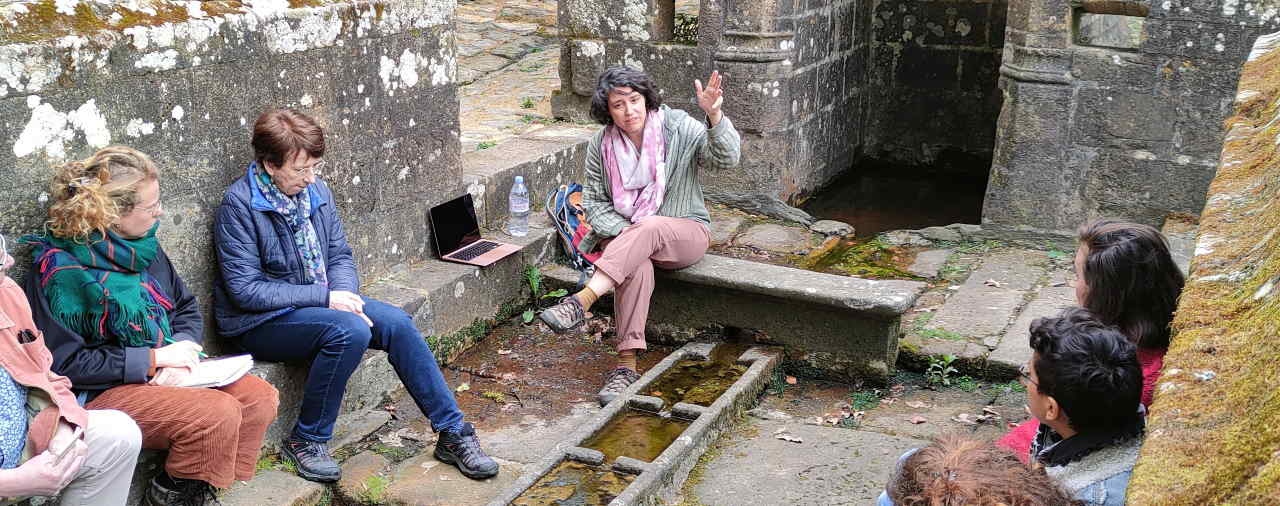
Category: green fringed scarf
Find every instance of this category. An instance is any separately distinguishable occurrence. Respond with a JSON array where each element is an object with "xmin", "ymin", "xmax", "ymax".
[{"xmin": 23, "ymin": 223, "xmax": 174, "ymax": 348}]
